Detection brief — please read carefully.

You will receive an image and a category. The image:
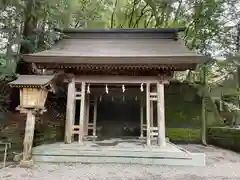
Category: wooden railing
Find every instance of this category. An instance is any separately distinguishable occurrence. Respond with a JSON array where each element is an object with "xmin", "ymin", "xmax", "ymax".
[{"xmin": 0, "ymin": 142, "xmax": 11, "ymax": 168}]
